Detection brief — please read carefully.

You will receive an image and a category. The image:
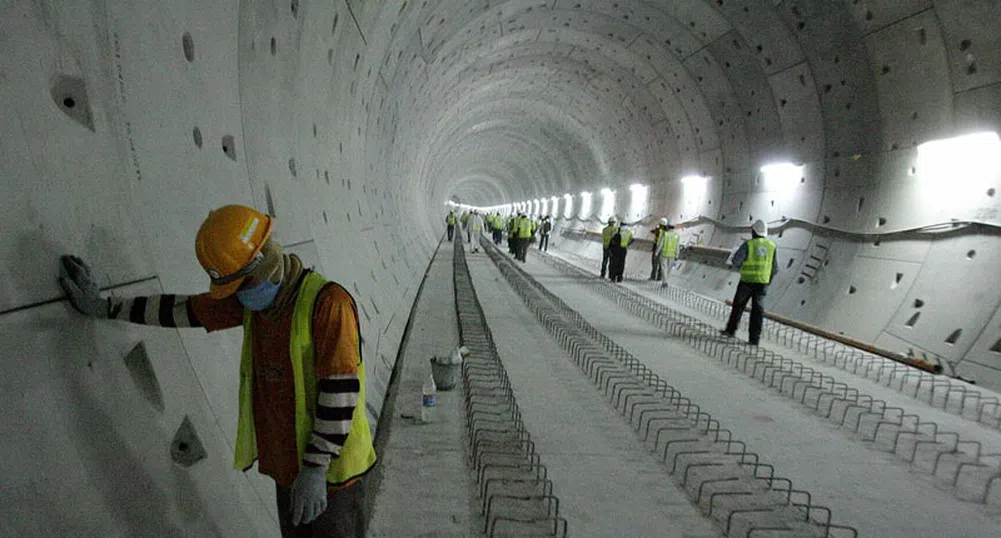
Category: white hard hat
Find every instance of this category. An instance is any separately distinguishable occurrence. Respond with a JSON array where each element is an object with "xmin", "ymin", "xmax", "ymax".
[
  {"xmin": 752, "ymin": 219, "xmax": 768, "ymax": 237},
  {"xmin": 608, "ymin": 216, "xmax": 618, "ymax": 224},
  {"xmin": 658, "ymin": 218, "xmax": 669, "ymax": 226}
]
